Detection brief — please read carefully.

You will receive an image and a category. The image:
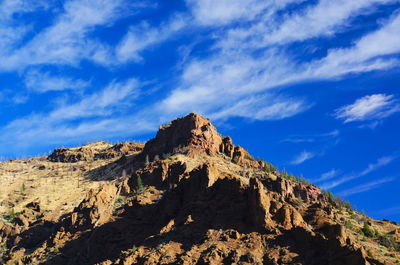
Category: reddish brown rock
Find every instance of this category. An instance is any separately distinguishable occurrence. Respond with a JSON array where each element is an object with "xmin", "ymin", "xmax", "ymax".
[
  {"xmin": 248, "ymin": 178, "xmax": 273, "ymax": 230},
  {"xmin": 143, "ymin": 113, "xmax": 223, "ymax": 159},
  {"xmin": 275, "ymin": 205, "xmax": 307, "ymax": 230},
  {"xmin": 294, "ymin": 183, "xmax": 325, "ymax": 202},
  {"xmin": 70, "ymin": 184, "xmax": 118, "ymax": 227}
]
